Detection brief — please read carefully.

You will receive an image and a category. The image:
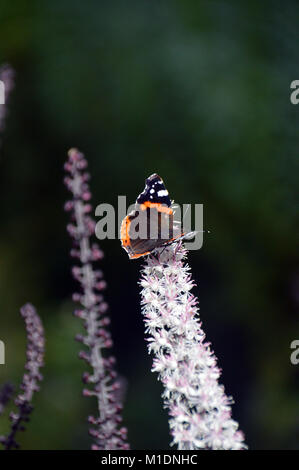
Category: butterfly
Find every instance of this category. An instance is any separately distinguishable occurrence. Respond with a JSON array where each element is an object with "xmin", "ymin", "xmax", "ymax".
[{"xmin": 120, "ymin": 173, "xmax": 194, "ymax": 259}]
